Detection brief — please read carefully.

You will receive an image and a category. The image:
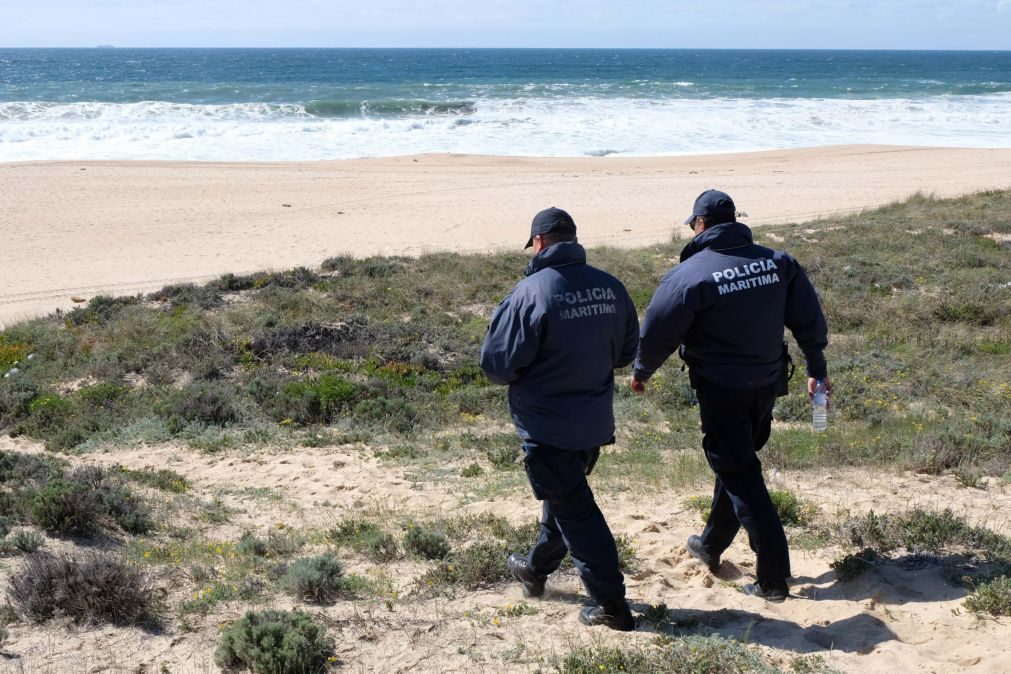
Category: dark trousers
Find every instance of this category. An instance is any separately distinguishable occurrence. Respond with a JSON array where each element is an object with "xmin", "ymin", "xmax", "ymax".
[
  {"xmin": 521, "ymin": 442, "xmax": 625, "ymax": 604},
  {"xmin": 695, "ymin": 377, "xmax": 791, "ymax": 583}
]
